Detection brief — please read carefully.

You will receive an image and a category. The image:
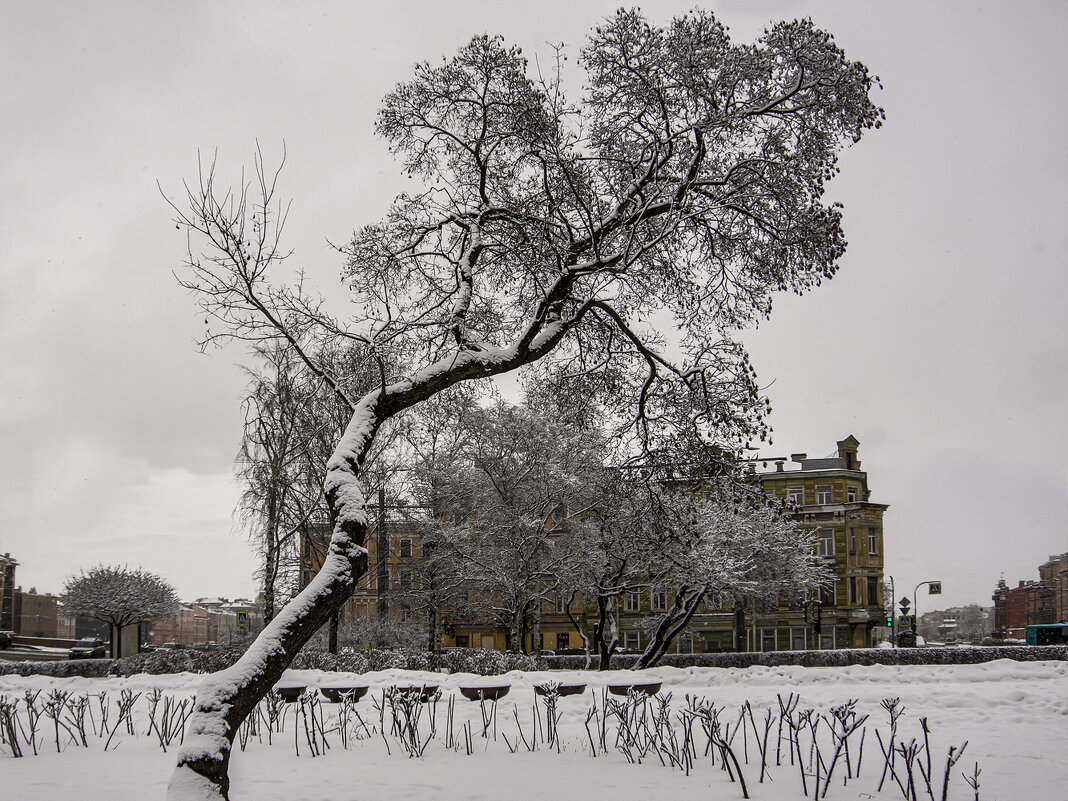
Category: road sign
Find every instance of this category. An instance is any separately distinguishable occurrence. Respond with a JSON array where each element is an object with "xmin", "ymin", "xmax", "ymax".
[
  {"xmin": 928, "ymin": 582, "xmax": 942, "ymax": 595},
  {"xmin": 237, "ymin": 611, "xmax": 249, "ymax": 626},
  {"xmin": 899, "ymin": 615, "xmax": 913, "ymax": 628},
  {"xmin": 899, "ymin": 596, "xmax": 911, "ymax": 609}
]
